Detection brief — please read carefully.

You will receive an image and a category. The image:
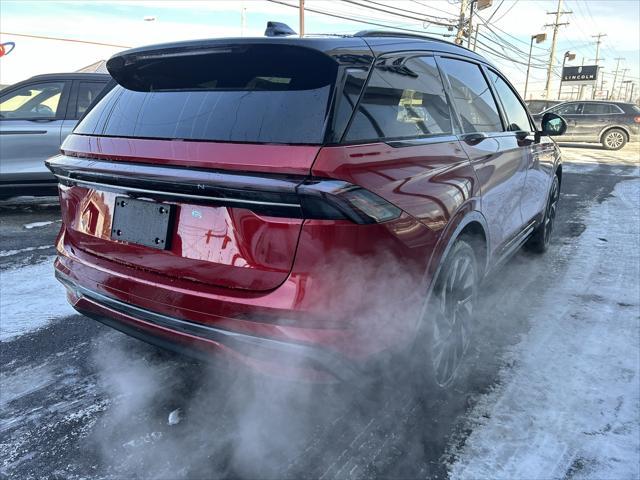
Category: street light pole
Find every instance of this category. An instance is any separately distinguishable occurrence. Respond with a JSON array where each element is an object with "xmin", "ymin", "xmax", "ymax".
[
  {"xmin": 524, "ymin": 33, "xmax": 546, "ymax": 100},
  {"xmin": 299, "ymin": 0, "xmax": 305, "ymax": 37},
  {"xmin": 558, "ymin": 51, "xmax": 575, "ymax": 100}
]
